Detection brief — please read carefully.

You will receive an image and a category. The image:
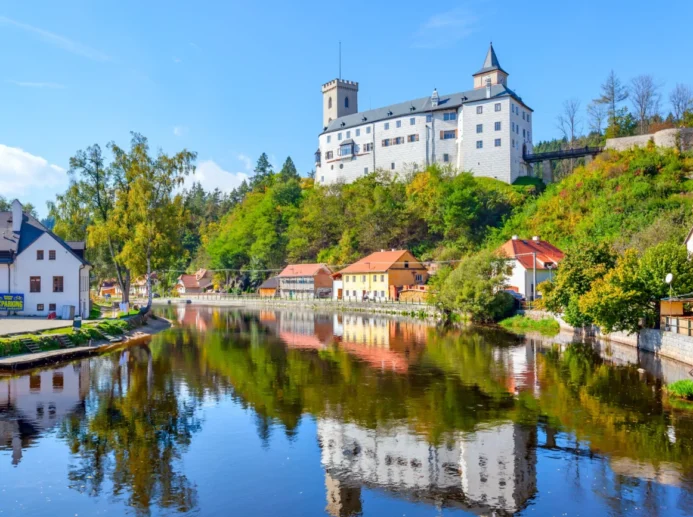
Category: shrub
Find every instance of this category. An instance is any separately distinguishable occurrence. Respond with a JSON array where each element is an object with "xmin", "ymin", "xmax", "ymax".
[{"xmin": 667, "ymin": 380, "xmax": 693, "ymax": 400}]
